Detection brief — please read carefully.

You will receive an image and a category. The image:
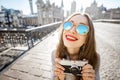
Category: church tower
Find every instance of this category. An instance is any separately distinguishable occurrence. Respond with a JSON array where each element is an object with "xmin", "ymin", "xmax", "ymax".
[
  {"xmin": 29, "ymin": 0, "xmax": 34, "ymax": 14},
  {"xmin": 71, "ymin": 0, "xmax": 76, "ymax": 14}
]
